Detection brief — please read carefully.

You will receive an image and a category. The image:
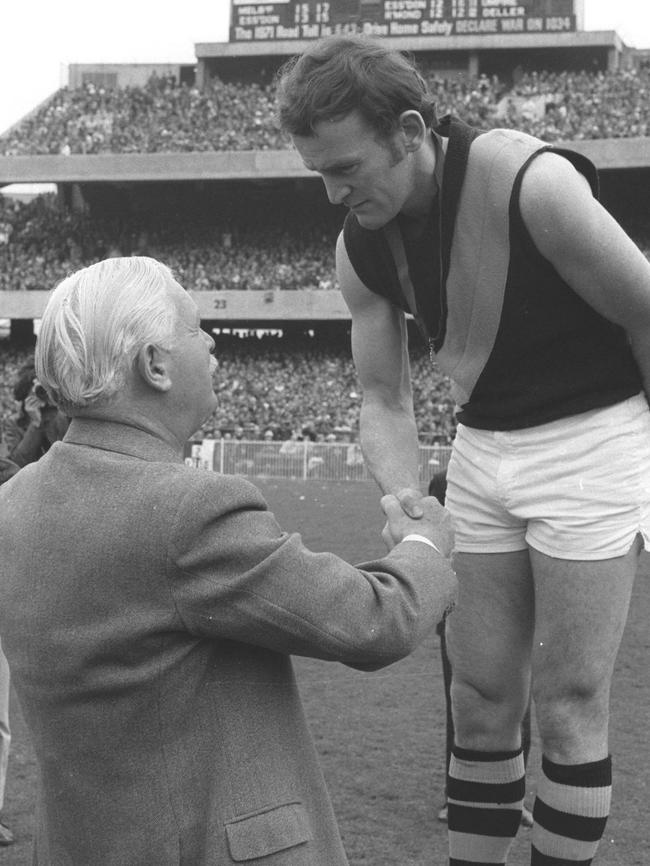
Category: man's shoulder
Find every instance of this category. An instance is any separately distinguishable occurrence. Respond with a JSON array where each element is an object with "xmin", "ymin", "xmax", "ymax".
[
  {"xmin": 155, "ymin": 467, "xmax": 275, "ymax": 555},
  {"xmin": 468, "ymin": 125, "xmax": 546, "ymax": 169},
  {"xmin": 152, "ymin": 462, "xmax": 269, "ymax": 517},
  {"xmin": 468, "ymin": 127, "xmax": 597, "ymax": 196}
]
